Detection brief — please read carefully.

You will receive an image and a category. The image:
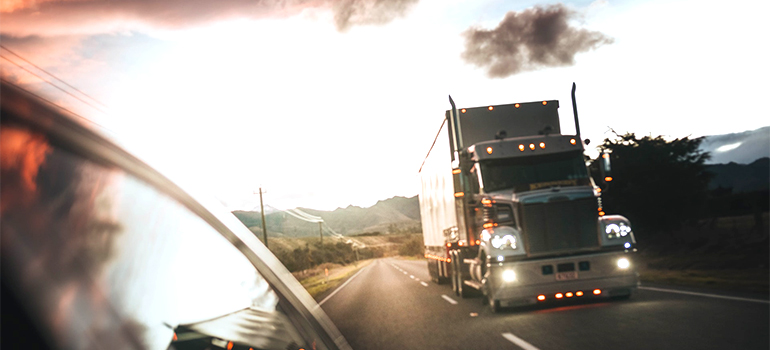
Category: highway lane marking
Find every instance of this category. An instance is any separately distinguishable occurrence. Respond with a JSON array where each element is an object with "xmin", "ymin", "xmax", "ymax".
[
  {"xmin": 318, "ymin": 266, "xmax": 368, "ymax": 306},
  {"xmin": 502, "ymin": 333, "xmax": 540, "ymax": 350},
  {"xmin": 639, "ymin": 286, "xmax": 770, "ymax": 304},
  {"xmin": 420, "ymin": 282, "xmax": 428, "ymax": 287},
  {"xmin": 441, "ymin": 295, "xmax": 458, "ymax": 305},
  {"xmin": 410, "ymin": 275, "xmax": 415, "ymax": 279},
  {"xmin": 403, "ymin": 271, "xmax": 408, "ymax": 274}
]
